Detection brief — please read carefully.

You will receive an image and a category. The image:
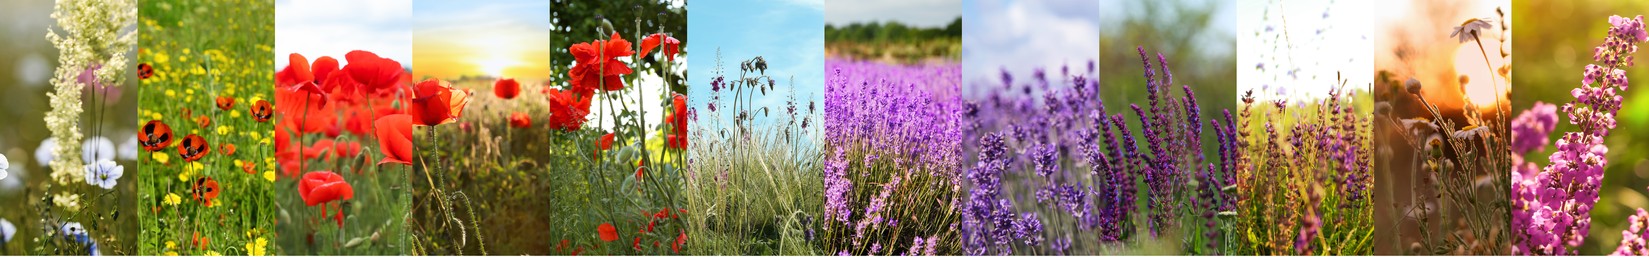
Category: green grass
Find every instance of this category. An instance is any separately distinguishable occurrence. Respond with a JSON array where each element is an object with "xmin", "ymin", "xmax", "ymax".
[
  {"xmin": 685, "ymin": 120, "xmax": 823, "ymax": 255},
  {"xmin": 408, "ymin": 78, "xmax": 687, "ymax": 255},
  {"xmin": 1232, "ymin": 89, "xmax": 1375, "ymax": 255}
]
